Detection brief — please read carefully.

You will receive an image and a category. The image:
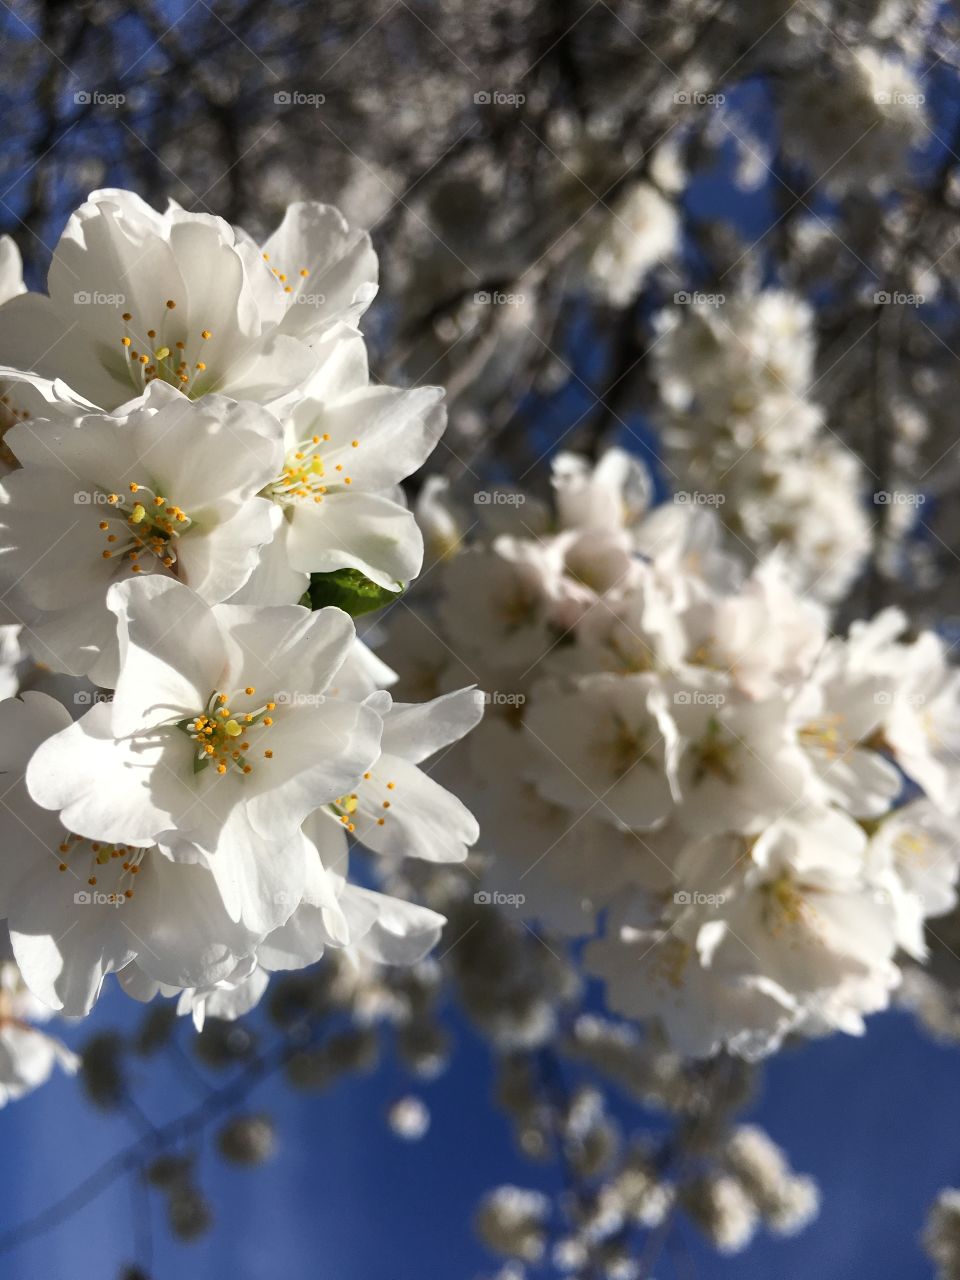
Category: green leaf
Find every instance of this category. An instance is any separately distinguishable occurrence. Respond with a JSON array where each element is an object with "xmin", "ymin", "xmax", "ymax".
[{"xmin": 307, "ymin": 568, "xmax": 402, "ymax": 618}]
